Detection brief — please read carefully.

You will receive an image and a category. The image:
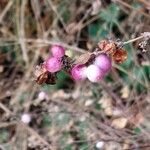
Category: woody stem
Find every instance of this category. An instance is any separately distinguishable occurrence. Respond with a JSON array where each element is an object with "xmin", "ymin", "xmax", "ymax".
[{"xmin": 123, "ymin": 35, "xmax": 144, "ymax": 45}]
